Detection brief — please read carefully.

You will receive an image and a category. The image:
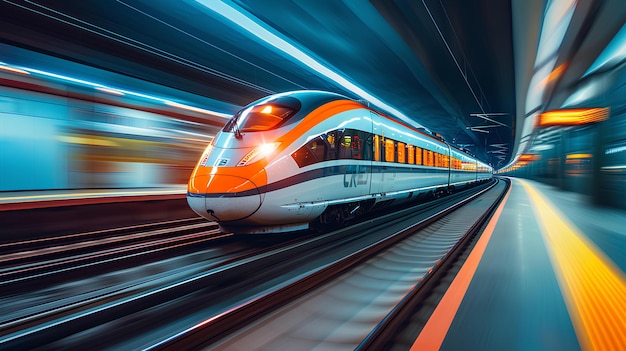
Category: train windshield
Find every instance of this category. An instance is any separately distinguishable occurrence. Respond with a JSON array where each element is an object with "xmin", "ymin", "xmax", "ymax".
[{"xmin": 223, "ymin": 96, "xmax": 301, "ymax": 134}]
